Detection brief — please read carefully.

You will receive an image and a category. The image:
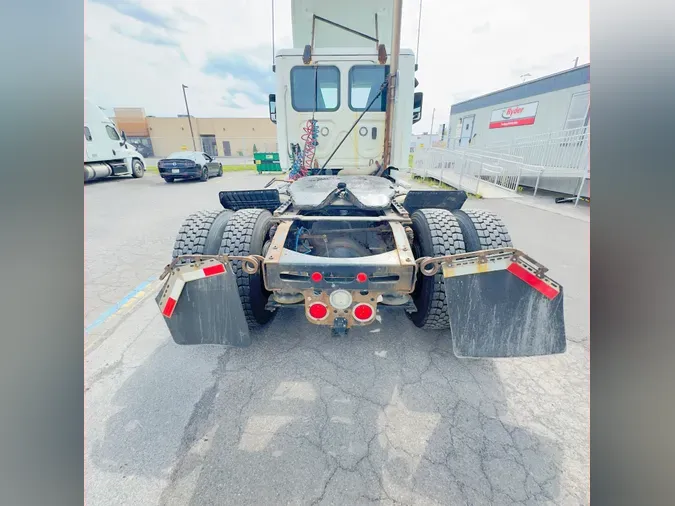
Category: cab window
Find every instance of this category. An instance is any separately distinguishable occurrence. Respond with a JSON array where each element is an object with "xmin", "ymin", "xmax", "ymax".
[
  {"xmin": 349, "ymin": 65, "xmax": 389, "ymax": 112},
  {"xmin": 106, "ymin": 125, "xmax": 120, "ymax": 141},
  {"xmin": 291, "ymin": 66, "xmax": 340, "ymax": 112}
]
